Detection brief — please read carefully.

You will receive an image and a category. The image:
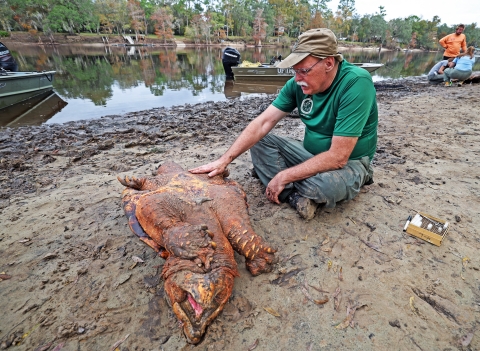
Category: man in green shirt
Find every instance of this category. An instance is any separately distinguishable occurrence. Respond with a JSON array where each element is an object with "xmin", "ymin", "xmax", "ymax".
[{"xmin": 190, "ymin": 28, "xmax": 378, "ymax": 220}]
